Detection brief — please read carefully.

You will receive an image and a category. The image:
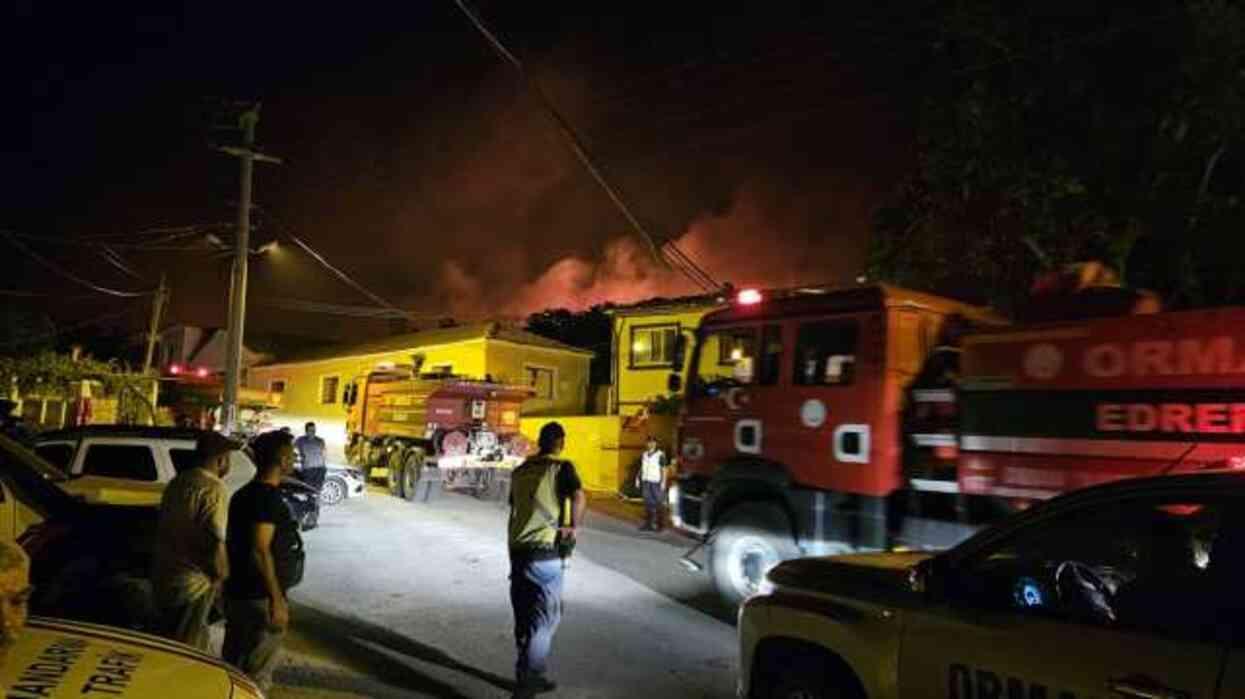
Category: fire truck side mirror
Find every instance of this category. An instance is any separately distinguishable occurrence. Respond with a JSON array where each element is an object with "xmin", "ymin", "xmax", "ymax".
[
  {"xmin": 667, "ymin": 373, "xmax": 683, "ymax": 393},
  {"xmin": 671, "ymin": 334, "xmax": 687, "ymax": 367}
]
